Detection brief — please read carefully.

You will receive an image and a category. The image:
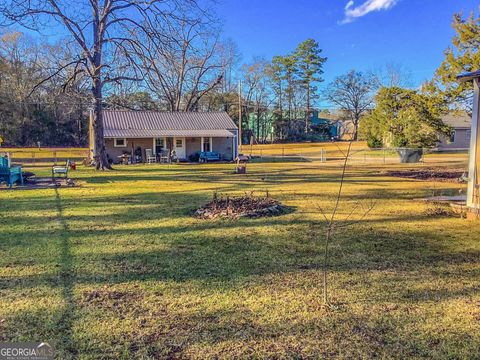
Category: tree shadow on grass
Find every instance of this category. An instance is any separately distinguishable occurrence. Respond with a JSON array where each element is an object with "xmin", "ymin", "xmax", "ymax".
[
  {"xmin": 1, "ymin": 185, "xmax": 480, "ymax": 357},
  {"xmin": 53, "ymin": 188, "xmax": 78, "ymax": 358}
]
